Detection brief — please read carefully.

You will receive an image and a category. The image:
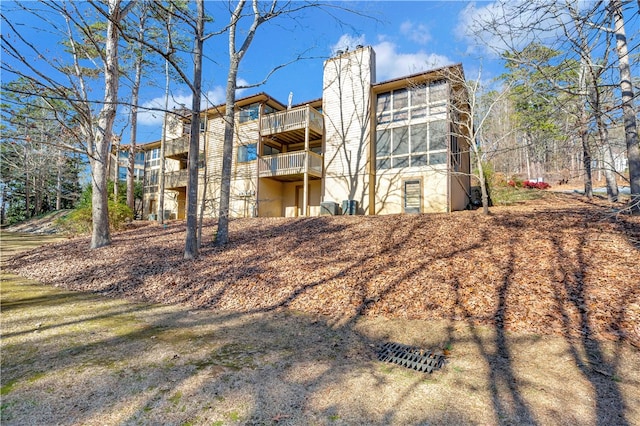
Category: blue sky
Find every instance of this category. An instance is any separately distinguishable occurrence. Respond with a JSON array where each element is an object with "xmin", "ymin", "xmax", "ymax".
[
  {"xmin": 134, "ymin": 1, "xmax": 499, "ymax": 142},
  {"xmin": 2, "ymin": 1, "xmax": 638, "ymax": 145}
]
